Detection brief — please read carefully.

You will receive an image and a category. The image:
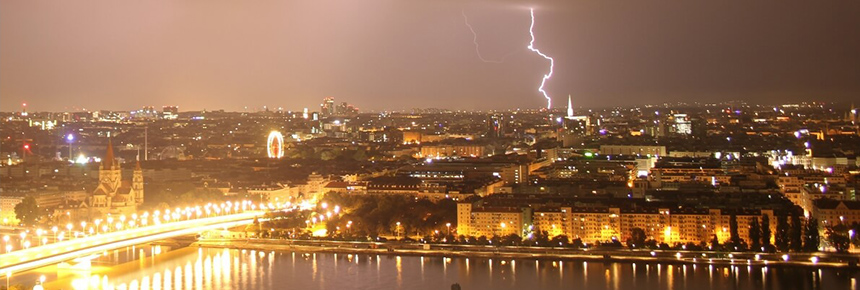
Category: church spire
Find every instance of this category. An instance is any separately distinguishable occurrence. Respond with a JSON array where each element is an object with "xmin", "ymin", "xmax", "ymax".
[
  {"xmin": 567, "ymin": 95, "xmax": 574, "ymax": 118},
  {"xmin": 135, "ymin": 150, "xmax": 142, "ymax": 171},
  {"xmin": 103, "ymin": 138, "xmax": 116, "ymax": 170}
]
